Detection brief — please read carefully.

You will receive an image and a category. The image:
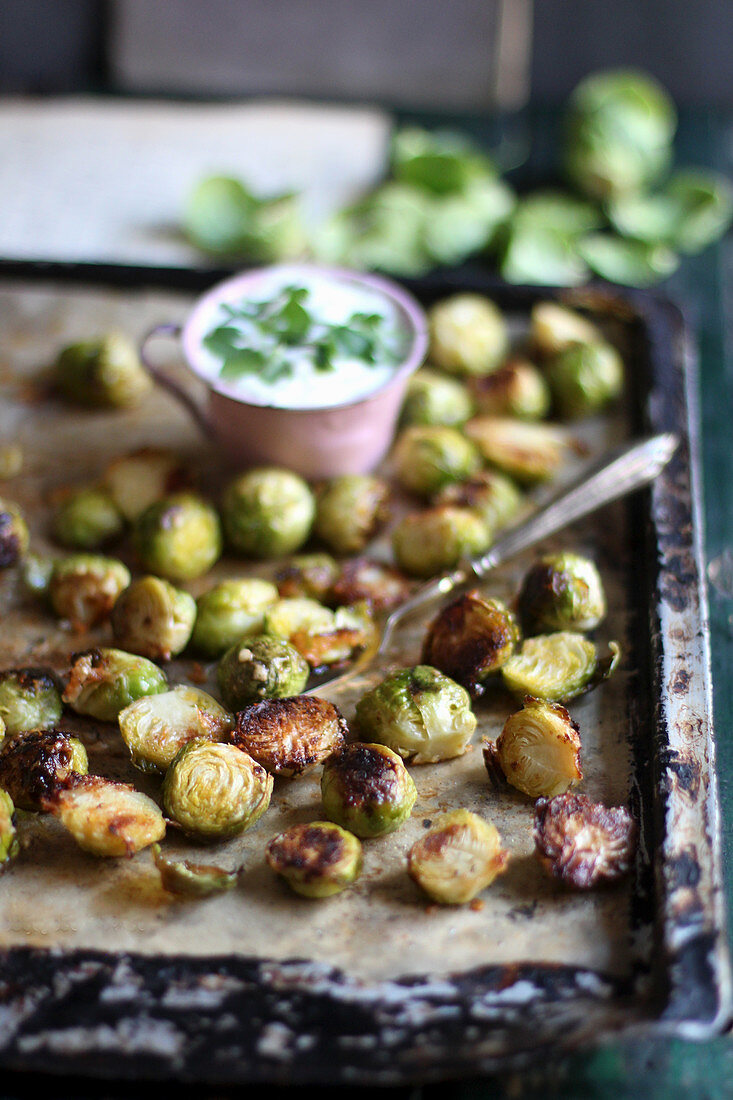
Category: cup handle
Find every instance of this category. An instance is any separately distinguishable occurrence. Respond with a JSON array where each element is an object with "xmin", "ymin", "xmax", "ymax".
[{"xmin": 139, "ymin": 323, "xmax": 213, "ymax": 437}]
